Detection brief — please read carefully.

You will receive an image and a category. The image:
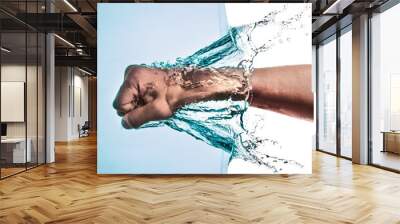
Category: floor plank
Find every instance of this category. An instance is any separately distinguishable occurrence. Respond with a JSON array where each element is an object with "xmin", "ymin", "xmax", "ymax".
[{"xmin": 1, "ymin": 134, "xmax": 400, "ymax": 224}]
